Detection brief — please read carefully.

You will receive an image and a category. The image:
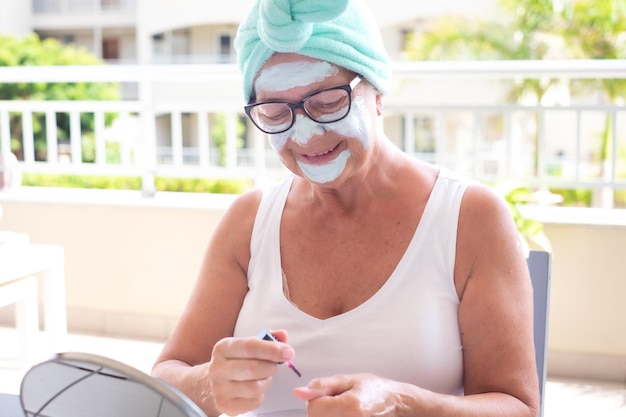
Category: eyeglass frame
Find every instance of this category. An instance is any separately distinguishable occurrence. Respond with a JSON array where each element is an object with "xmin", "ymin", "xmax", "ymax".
[{"xmin": 244, "ymin": 75, "xmax": 363, "ymax": 135}]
